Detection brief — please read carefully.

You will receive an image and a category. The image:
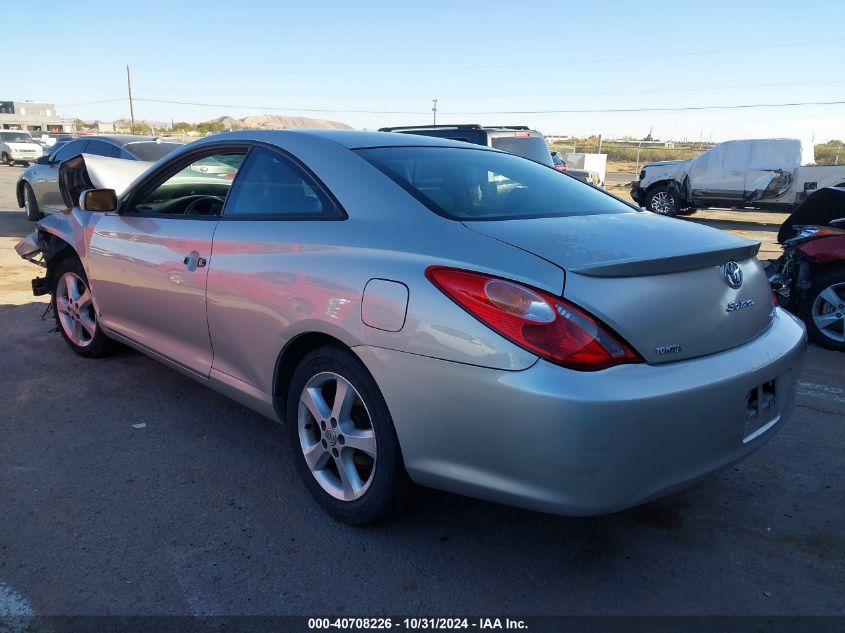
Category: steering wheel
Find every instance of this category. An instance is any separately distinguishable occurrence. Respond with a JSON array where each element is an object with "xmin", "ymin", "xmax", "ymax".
[{"xmin": 183, "ymin": 195, "xmax": 224, "ymax": 216}]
